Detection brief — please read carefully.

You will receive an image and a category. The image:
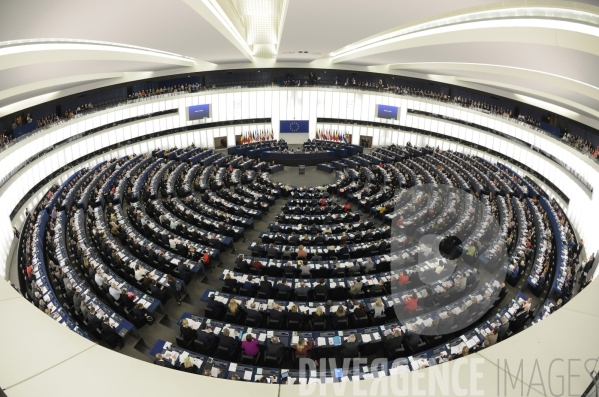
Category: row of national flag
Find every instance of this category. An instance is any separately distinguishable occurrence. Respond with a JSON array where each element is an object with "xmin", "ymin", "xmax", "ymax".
[
  {"xmin": 240, "ymin": 130, "xmax": 274, "ymax": 145},
  {"xmin": 315, "ymin": 129, "xmax": 349, "ymax": 143}
]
